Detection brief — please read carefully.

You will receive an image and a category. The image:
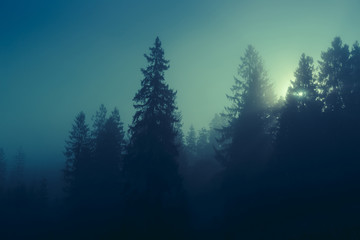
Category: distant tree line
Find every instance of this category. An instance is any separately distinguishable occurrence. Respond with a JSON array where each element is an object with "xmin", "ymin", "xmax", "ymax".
[{"xmin": 0, "ymin": 36, "xmax": 360, "ymax": 239}]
